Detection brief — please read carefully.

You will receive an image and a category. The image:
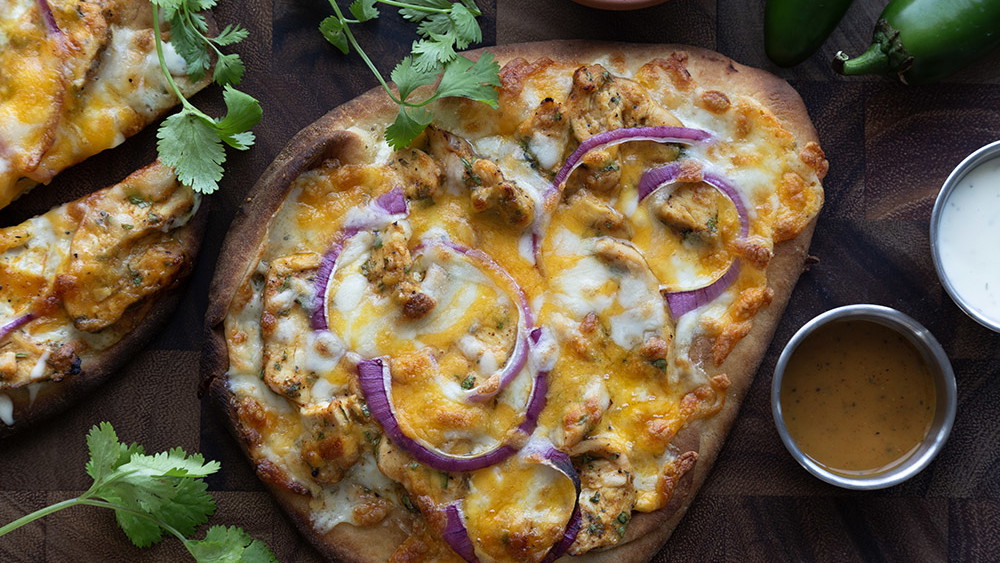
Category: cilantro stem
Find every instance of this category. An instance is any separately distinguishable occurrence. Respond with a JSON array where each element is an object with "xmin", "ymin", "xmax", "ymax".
[
  {"xmin": 150, "ymin": 7, "xmax": 211, "ymax": 122},
  {"xmin": 75, "ymin": 498, "xmax": 193, "ymax": 546},
  {"xmin": 375, "ymin": 0, "xmax": 452, "ymax": 14},
  {"xmin": 0, "ymin": 496, "xmax": 199, "ymax": 559},
  {"xmin": 0, "ymin": 497, "xmax": 86, "ymax": 536},
  {"xmin": 326, "ymin": 0, "xmax": 403, "ymax": 105}
]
